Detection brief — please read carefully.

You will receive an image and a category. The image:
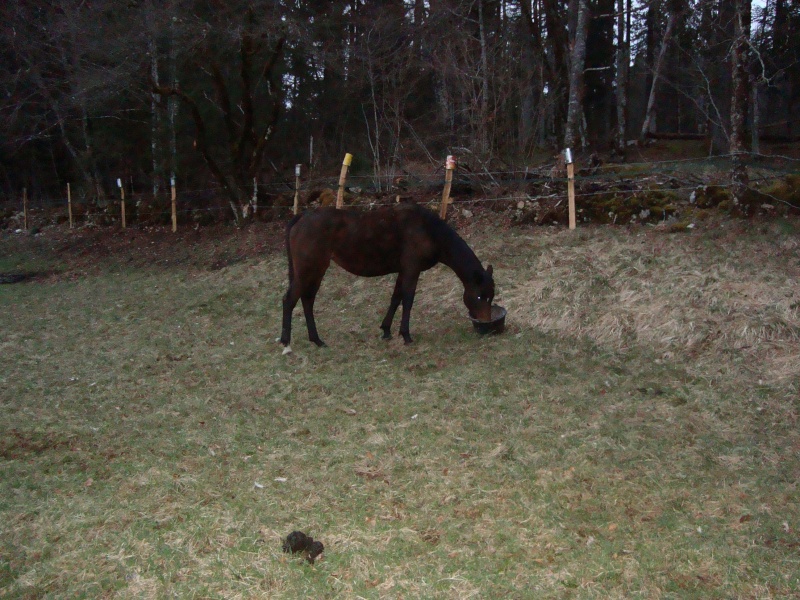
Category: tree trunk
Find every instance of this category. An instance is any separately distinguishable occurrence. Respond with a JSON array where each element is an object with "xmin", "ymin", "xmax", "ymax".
[
  {"xmin": 414, "ymin": 0, "xmax": 426, "ymax": 53},
  {"xmin": 478, "ymin": 0, "xmax": 491, "ymax": 155},
  {"xmin": 168, "ymin": 19, "xmax": 178, "ymax": 184},
  {"xmin": 615, "ymin": 0, "xmax": 630, "ymax": 151},
  {"xmin": 640, "ymin": 10, "xmax": 677, "ymax": 142},
  {"xmin": 542, "ymin": 0, "xmax": 569, "ymax": 144},
  {"xmin": 564, "ymin": 0, "xmax": 589, "ymax": 150},
  {"xmin": 751, "ymin": 82, "xmax": 760, "ymax": 154},
  {"xmin": 52, "ymin": 100, "xmax": 93, "ymax": 195},
  {"xmin": 730, "ymin": 0, "xmax": 752, "ymax": 213},
  {"xmin": 364, "ymin": 45, "xmax": 382, "ymax": 192},
  {"xmin": 80, "ymin": 106, "xmax": 104, "ymax": 201},
  {"xmin": 150, "ymin": 37, "xmax": 161, "ymax": 199},
  {"xmin": 520, "ymin": 0, "xmax": 547, "ymax": 152}
]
